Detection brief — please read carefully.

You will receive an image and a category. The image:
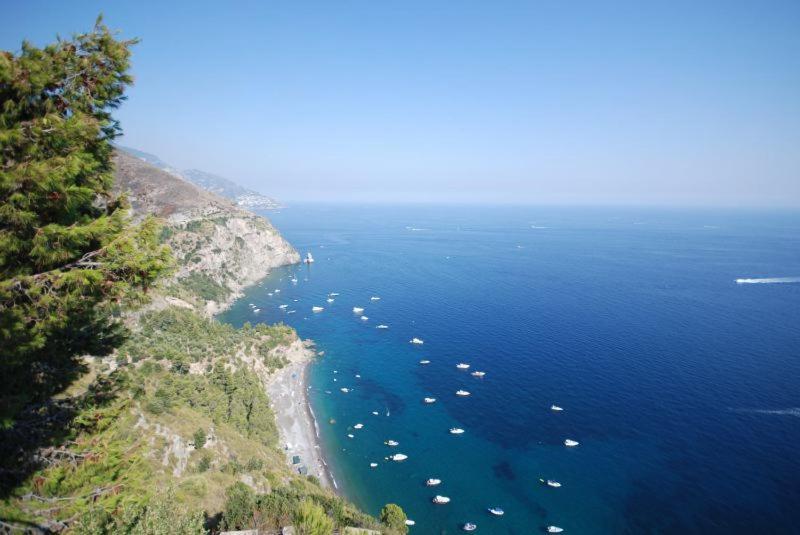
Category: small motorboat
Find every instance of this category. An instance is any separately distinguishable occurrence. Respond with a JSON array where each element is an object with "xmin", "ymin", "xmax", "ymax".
[
  {"xmin": 385, "ymin": 440, "xmax": 399, "ymax": 447},
  {"xmin": 456, "ymin": 390, "xmax": 471, "ymax": 397},
  {"xmin": 327, "ymin": 298, "xmax": 334, "ymax": 303},
  {"xmin": 312, "ymin": 306, "xmax": 324, "ymax": 312},
  {"xmin": 551, "ymin": 405, "xmax": 564, "ymax": 411},
  {"xmin": 450, "ymin": 428, "xmax": 465, "ymax": 435},
  {"xmin": 353, "ymin": 307, "xmax": 365, "ymax": 314},
  {"xmin": 274, "ymin": 289, "xmax": 281, "ymax": 293},
  {"xmin": 290, "ymin": 278, "xmax": 298, "ymax": 283},
  {"xmin": 540, "ymin": 478, "xmax": 561, "ymax": 488},
  {"xmin": 287, "ymin": 310, "xmax": 296, "ymax": 314},
  {"xmin": 471, "ymin": 371, "xmax": 486, "ymax": 377},
  {"xmin": 547, "ymin": 527, "xmax": 564, "ymax": 533},
  {"xmin": 462, "ymin": 523, "xmax": 477, "ymax": 531},
  {"xmin": 488, "ymin": 507, "xmax": 504, "ymax": 516},
  {"xmin": 370, "ymin": 462, "xmax": 378, "ymax": 468},
  {"xmin": 303, "ymin": 252, "xmax": 314, "ymax": 264},
  {"xmin": 360, "ymin": 315, "xmax": 369, "ymax": 321},
  {"xmin": 347, "ymin": 433, "xmax": 354, "ymax": 438},
  {"xmin": 419, "ymin": 359, "xmax": 431, "ymax": 365},
  {"xmin": 329, "ymin": 292, "xmax": 340, "ymax": 297},
  {"xmin": 564, "ymin": 439, "xmax": 579, "ymax": 447},
  {"xmin": 340, "ymin": 388, "xmax": 350, "ymax": 393},
  {"xmin": 426, "ymin": 478, "xmax": 442, "ymax": 486},
  {"xmin": 405, "ymin": 519, "xmax": 415, "ymax": 526},
  {"xmin": 372, "ymin": 411, "xmax": 380, "ymax": 415},
  {"xmin": 432, "ymin": 495, "xmax": 450, "ymax": 504},
  {"xmin": 390, "ymin": 453, "xmax": 408, "ymax": 462},
  {"xmin": 371, "ymin": 296, "xmax": 381, "ymax": 301},
  {"xmin": 279, "ymin": 304, "xmax": 288, "ymax": 309},
  {"xmin": 423, "ymin": 397, "xmax": 437, "ymax": 404},
  {"xmin": 410, "ymin": 337, "xmax": 424, "ymax": 345},
  {"xmin": 376, "ymin": 324, "xmax": 389, "ymax": 329},
  {"xmin": 354, "ymin": 423, "xmax": 364, "ymax": 429},
  {"xmin": 456, "ymin": 363, "xmax": 470, "ymax": 369}
]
